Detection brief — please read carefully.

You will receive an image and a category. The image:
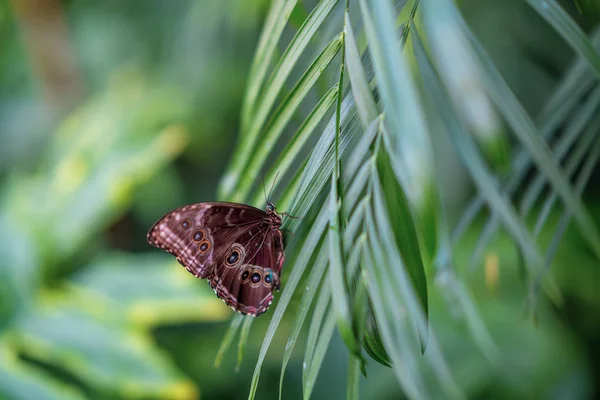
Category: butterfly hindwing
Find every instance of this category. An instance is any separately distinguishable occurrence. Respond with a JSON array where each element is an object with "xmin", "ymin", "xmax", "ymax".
[{"xmin": 210, "ymin": 225, "xmax": 284, "ymax": 316}]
